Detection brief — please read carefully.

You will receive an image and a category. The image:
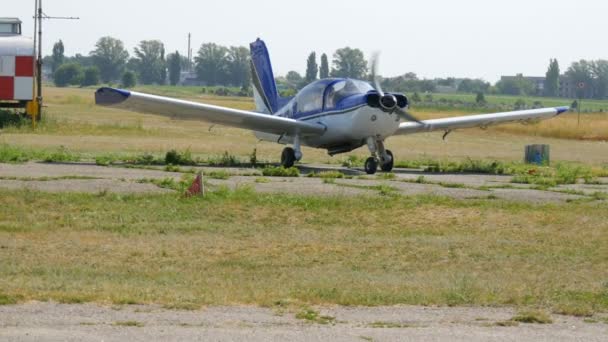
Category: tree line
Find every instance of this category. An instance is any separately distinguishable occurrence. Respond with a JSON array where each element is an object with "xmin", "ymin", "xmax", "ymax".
[{"xmin": 48, "ymin": 37, "xmax": 608, "ymax": 100}]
